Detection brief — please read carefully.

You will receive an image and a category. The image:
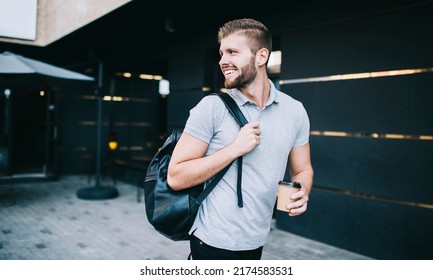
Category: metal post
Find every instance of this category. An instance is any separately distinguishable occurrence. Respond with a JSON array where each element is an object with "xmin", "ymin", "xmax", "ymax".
[
  {"xmin": 95, "ymin": 63, "xmax": 103, "ymax": 188},
  {"xmin": 76, "ymin": 62, "xmax": 118, "ymax": 200}
]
